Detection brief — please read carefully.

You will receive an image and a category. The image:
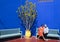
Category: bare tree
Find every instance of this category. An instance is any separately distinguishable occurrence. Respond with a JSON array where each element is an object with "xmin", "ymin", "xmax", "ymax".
[{"xmin": 17, "ymin": 1, "xmax": 37, "ymax": 30}]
